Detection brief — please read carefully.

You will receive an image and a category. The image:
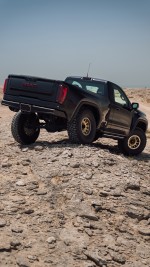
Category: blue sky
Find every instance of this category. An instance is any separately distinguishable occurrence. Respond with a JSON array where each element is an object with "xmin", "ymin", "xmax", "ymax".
[{"xmin": 0, "ymin": 0, "xmax": 150, "ymax": 87}]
